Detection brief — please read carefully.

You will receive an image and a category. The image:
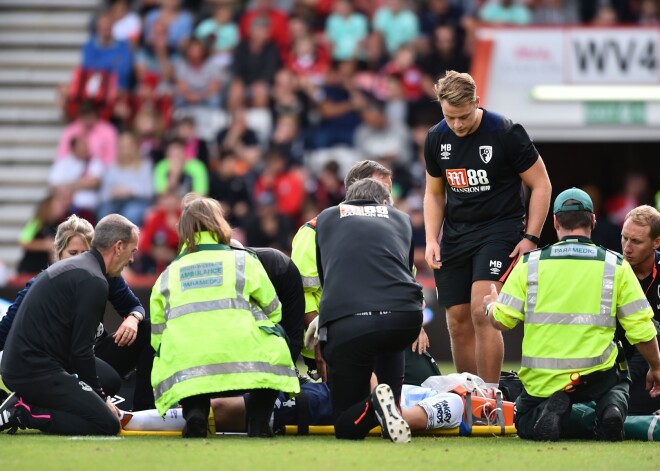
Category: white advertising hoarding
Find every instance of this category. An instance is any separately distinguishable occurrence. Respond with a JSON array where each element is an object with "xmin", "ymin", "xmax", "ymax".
[{"xmin": 476, "ymin": 27, "xmax": 660, "ymax": 141}]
